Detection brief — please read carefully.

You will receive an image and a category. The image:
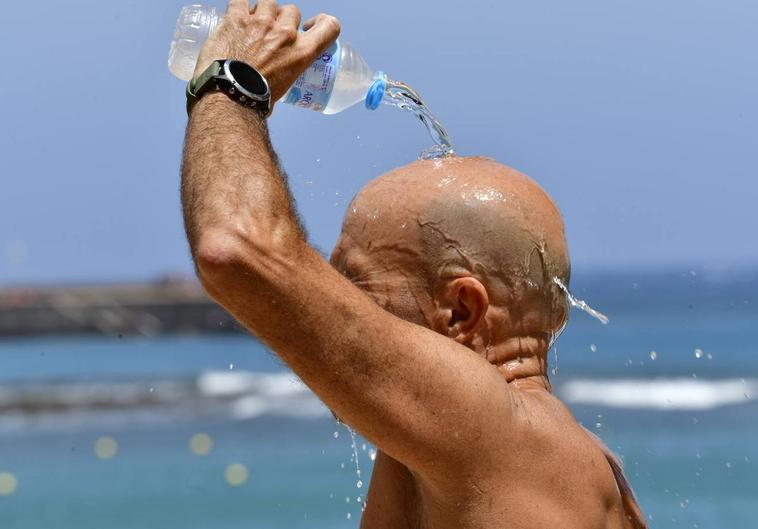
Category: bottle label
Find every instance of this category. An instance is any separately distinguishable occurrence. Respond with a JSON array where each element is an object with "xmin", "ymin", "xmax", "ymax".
[{"xmin": 285, "ymin": 40, "xmax": 340, "ymax": 112}]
